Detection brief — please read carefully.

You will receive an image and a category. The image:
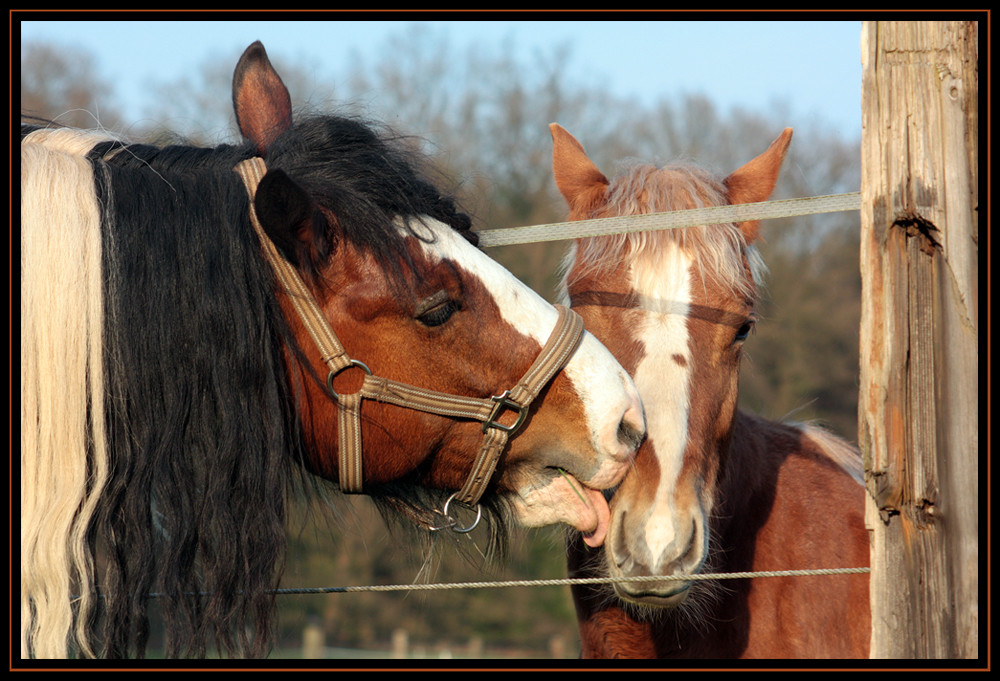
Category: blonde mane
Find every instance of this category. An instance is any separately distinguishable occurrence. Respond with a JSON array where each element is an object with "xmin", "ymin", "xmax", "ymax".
[
  {"xmin": 563, "ymin": 162, "xmax": 766, "ymax": 301},
  {"xmin": 21, "ymin": 132, "xmax": 111, "ymax": 658}
]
